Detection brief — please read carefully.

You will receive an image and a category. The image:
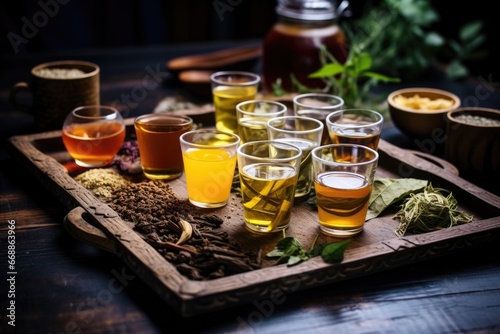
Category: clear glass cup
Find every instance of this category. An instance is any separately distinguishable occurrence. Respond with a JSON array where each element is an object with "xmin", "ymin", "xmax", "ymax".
[
  {"xmin": 267, "ymin": 116, "xmax": 324, "ymax": 197},
  {"xmin": 210, "ymin": 71, "xmax": 261, "ymax": 135},
  {"xmin": 237, "ymin": 140, "xmax": 302, "ymax": 233},
  {"xmin": 180, "ymin": 129, "xmax": 240, "ymax": 208},
  {"xmin": 62, "ymin": 105, "xmax": 125, "ymax": 167},
  {"xmin": 312, "ymin": 144, "xmax": 379, "ymax": 237},
  {"xmin": 134, "ymin": 114, "xmax": 193, "ymax": 180},
  {"xmin": 236, "ymin": 99, "xmax": 287, "ymax": 144},
  {"xmin": 293, "ymin": 93, "xmax": 344, "ymax": 145},
  {"xmin": 326, "ymin": 108, "xmax": 384, "ymax": 150}
]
